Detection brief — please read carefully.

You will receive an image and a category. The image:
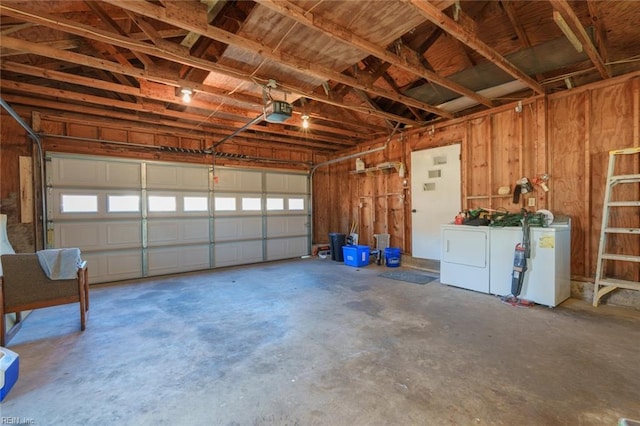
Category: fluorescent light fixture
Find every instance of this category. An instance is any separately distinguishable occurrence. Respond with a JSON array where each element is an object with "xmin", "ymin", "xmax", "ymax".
[
  {"xmin": 181, "ymin": 88, "xmax": 193, "ymax": 103},
  {"xmin": 553, "ymin": 11, "xmax": 583, "ymax": 53},
  {"xmin": 301, "ymin": 113, "xmax": 310, "ymax": 129}
]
